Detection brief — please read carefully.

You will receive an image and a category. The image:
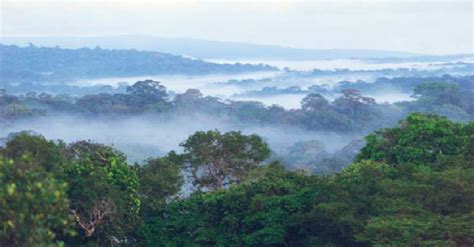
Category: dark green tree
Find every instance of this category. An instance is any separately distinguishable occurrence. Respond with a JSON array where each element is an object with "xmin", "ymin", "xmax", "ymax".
[
  {"xmin": 141, "ymin": 163, "xmax": 316, "ymax": 247},
  {"xmin": 138, "ymin": 151, "xmax": 184, "ymax": 217},
  {"xmin": 0, "ymin": 157, "xmax": 74, "ymax": 246},
  {"xmin": 62, "ymin": 141, "xmax": 141, "ymax": 245},
  {"xmin": 357, "ymin": 113, "xmax": 469, "ymax": 168}
]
